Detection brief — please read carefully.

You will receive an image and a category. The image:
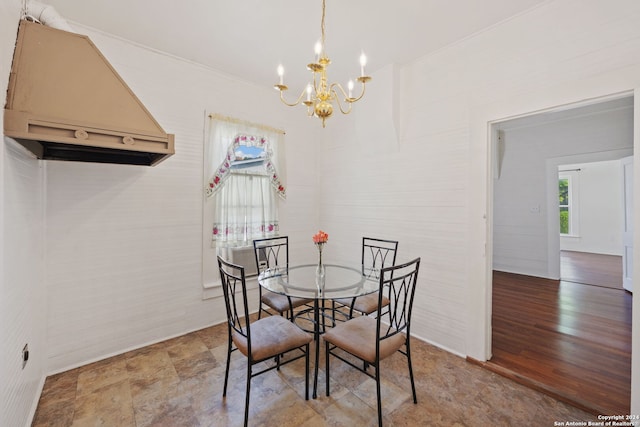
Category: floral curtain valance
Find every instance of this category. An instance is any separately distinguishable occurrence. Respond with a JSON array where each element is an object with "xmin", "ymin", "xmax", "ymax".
[{"xmin": 205, "ymin": 133, "xmax": 286, "ymax": 199}]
